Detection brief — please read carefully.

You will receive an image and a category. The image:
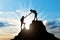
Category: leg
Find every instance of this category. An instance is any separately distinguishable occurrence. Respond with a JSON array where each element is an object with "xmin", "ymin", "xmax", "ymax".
[
  {"xmin": 35, "ymin": 14, "xmax": 38, "ymax": 20},
  {"xmin": 34, "ymin": 15, "xmax": 35, "ymax": 20},
  {"xmin": 23, "ymin": 23, "xmax": 25, "ymax": 29},
  {"xmin": 21, "ymin": 23, "xmax": 22, "ymax": 30},
  {"xmin": 36, "ymin": 16, "xmax": 38, "ymax": 21}
]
